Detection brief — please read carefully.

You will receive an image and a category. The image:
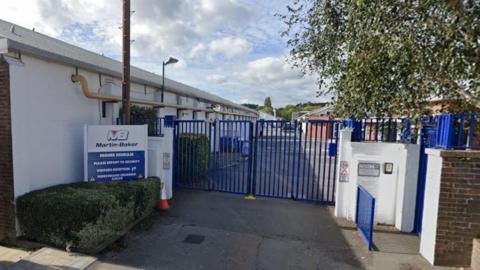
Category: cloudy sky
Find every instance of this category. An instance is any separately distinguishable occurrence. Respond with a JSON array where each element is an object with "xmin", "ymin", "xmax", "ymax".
[{"xmin": 0, "ymin": 0, "xmax": 328, "ymax": 107}]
